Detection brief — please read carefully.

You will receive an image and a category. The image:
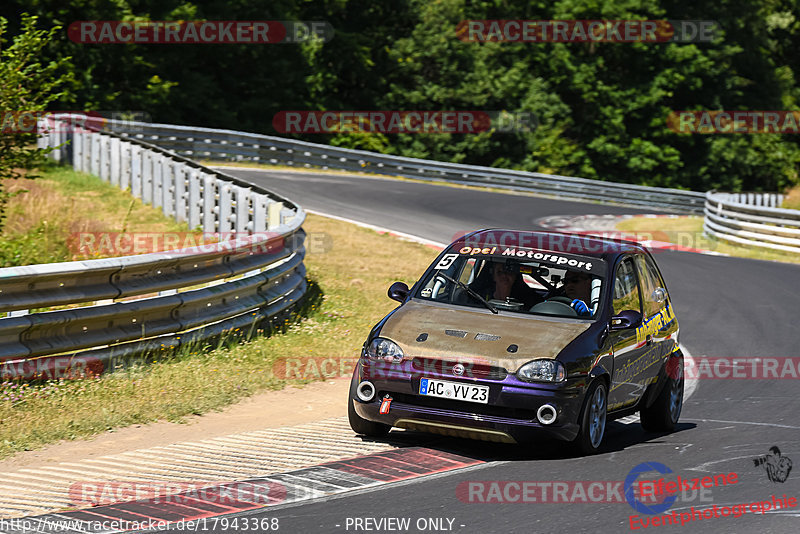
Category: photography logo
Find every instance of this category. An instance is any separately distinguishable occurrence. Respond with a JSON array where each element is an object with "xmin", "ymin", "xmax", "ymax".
[
  {"xmin": 625, "ymin": 462, "xmax": 676, "ymax": 515},
  {"xmin": 753, "ymin": 446, "xmax": 793, "ymax": 483}
]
